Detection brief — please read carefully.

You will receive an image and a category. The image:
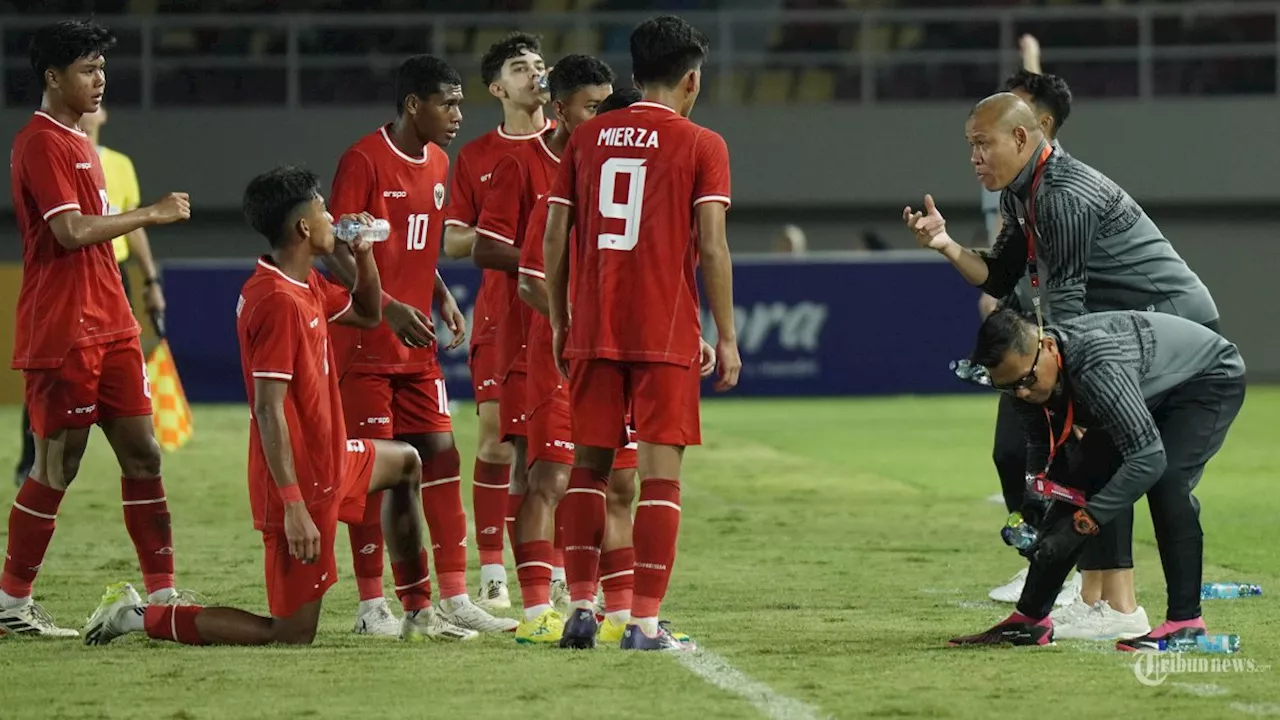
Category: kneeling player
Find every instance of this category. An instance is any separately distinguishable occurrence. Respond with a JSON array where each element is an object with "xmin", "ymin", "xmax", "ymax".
[{"xmin": 82, "ymin": 167, "xmax": 476, "ymax": 646}]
